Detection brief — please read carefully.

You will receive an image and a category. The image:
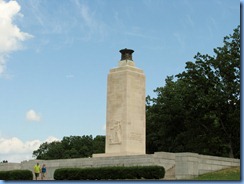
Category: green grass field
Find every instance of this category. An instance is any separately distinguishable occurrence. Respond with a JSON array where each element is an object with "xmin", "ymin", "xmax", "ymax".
[{"xmin": 194, "ymin": 167, "xmax": 240, "ymax": 180}]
